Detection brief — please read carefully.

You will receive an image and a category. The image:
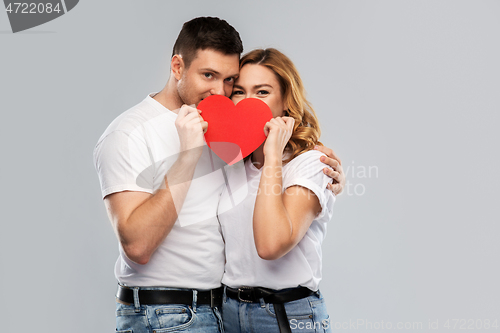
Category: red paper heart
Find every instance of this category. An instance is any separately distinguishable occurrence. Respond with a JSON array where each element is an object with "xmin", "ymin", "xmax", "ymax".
[{"xmin": 198, "ymin": 95, "xmax": 272, "ymax": 165}]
